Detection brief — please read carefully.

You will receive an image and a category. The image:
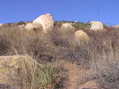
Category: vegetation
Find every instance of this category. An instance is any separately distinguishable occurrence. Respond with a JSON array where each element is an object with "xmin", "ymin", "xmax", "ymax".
[{"xmin": 0, "ymin": 21, "xmax": 119, "ymax": 89}]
